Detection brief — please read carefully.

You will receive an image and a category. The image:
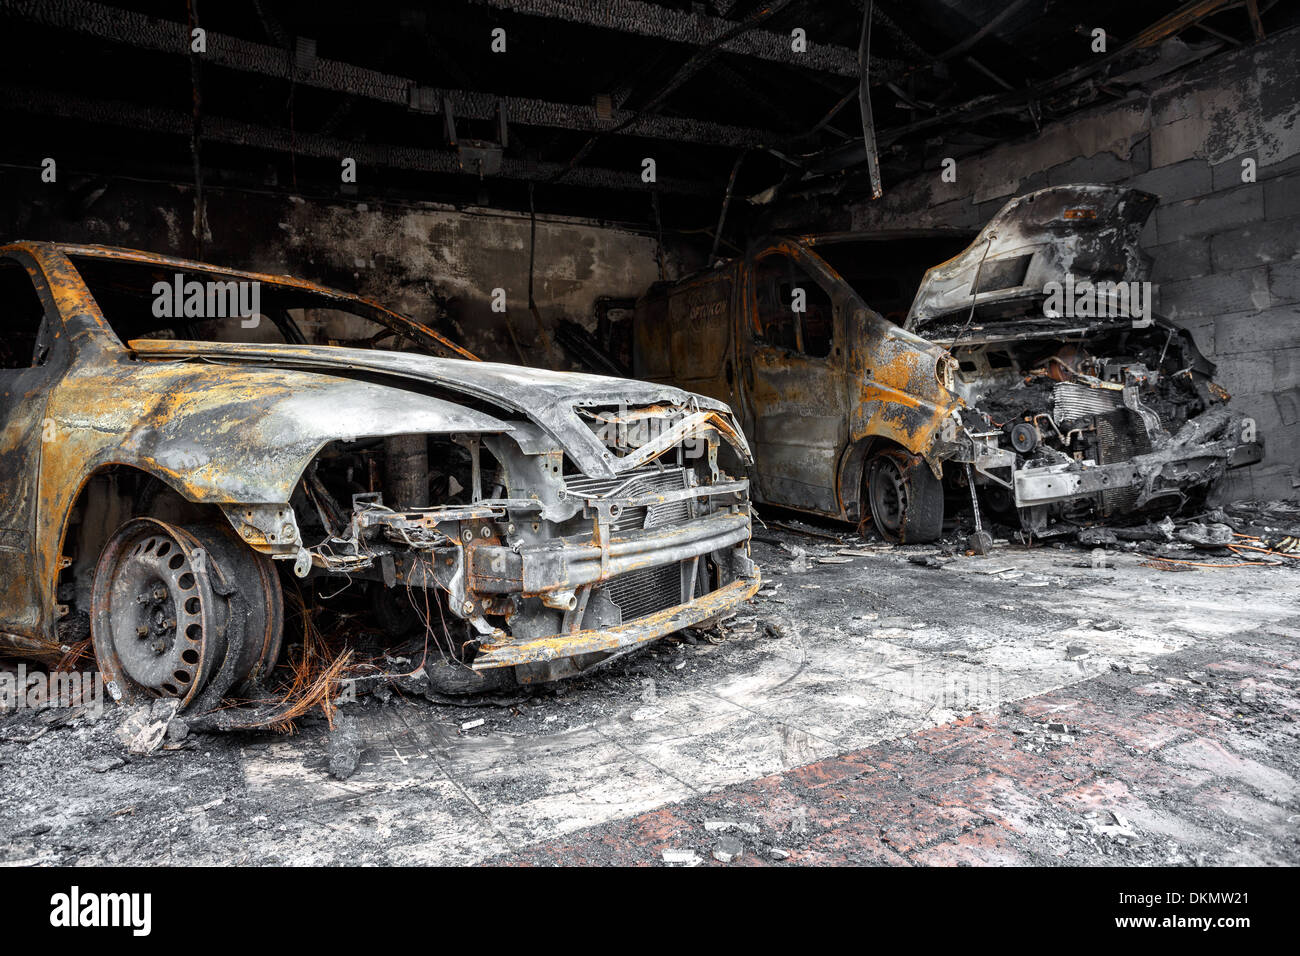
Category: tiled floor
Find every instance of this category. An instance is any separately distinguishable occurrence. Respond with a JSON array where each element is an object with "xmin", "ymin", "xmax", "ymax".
[{"xmin": 501, "ymin": 627, "xmax": 1300, "ymax": 865}]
